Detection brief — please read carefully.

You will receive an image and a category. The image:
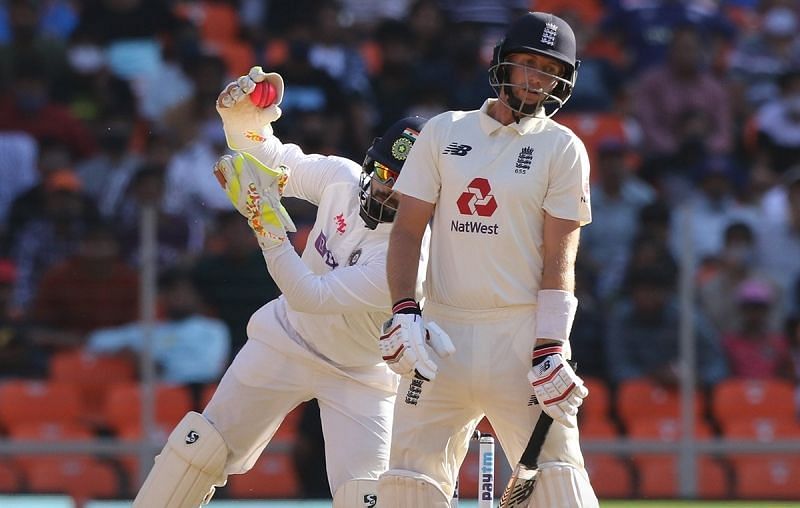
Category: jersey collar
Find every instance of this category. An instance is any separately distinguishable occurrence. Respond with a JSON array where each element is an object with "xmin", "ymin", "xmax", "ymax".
[{"xmin": 479, "ymin": 98, "xmax": 545, "ymax": 135}]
